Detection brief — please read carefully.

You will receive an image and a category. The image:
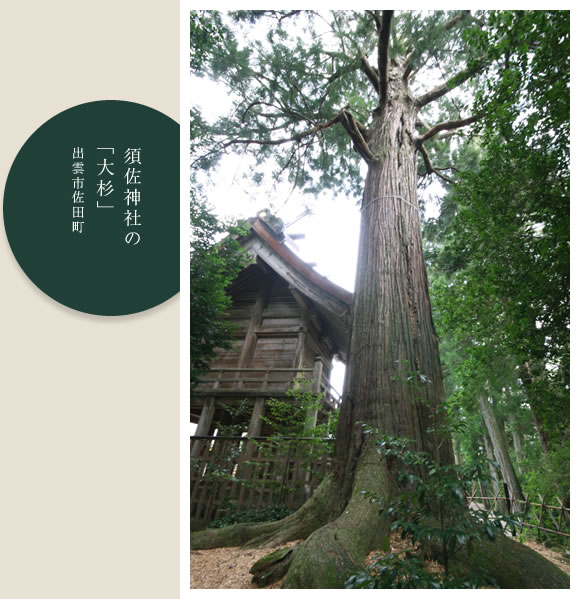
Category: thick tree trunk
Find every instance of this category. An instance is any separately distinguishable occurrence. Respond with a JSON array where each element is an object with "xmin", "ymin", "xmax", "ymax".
[
  {"xmin": 281, "ymin": 59, "xmax": 454, "ymax": 587},
  {"xmin": 478, "ymin": 396, "xmax": 525, "ymax": 509},
  {"xmin": 333, "ymin": 58, "xmax": 452, "ymax": 486}
]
